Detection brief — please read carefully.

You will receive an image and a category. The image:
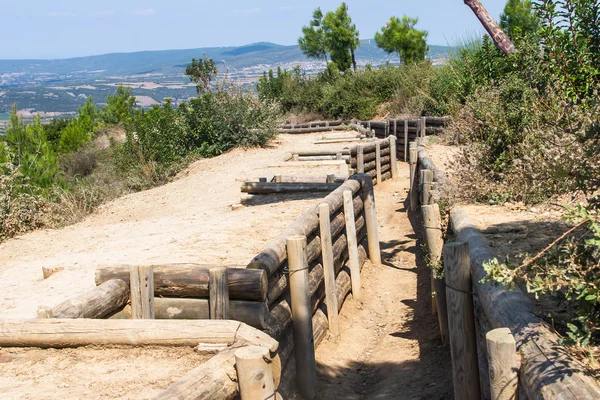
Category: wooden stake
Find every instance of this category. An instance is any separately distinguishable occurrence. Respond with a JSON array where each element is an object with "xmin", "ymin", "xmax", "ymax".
[
  {"xmin": 409, "ymin": 144, "xmax": 419, "ymax": 212},
  {"xmin": 343, "ymin": 190, "xmax": 362, "ymax": 301},
  {"xmin": 359, "ymin": 174, "xmax": 381, "ymax": 265},
  {"xmin": 393, "ymin": 120, "xmax": 397, "ymax": 136},
  {"xmin": 209, "ymin": 267, "xmax": 230, "ymax": 320},
  {"xmin": 486, "ymin": 328, "xmax": 519, "ymax": 400},
  {"xmin": 421, "ymin": 116, "xmax": 427, "ymax": 137},
  {"xmin": 235, "ymin": 346, "xmax": 278, "ymax": 400},
  {"xmin": 389, "ymin": 135, "xmax": 397, "ymax": 181},
  {"xmin": 375, "ymin": 142, "xmax": 382, "ymax": 184},
  {"xmin": 326, "ymin": 174, "xmax": 335, "ymax": 184},
  {"xmin": 357, "ymin": 145, "xmax": 365, "ymax": 173},
  {"xmin": 420, "ymin": 169, "xmax": 434, "ymax": 205},
  {"xmin": 403, "ymin": 120, "xmax": 409, "ymax": 162},
  {"xmin": 444, "ymin": 242, "xmax": 481, "ymax": 400},
  {"xmin": 422, "ymin": 204, "xmax": 449, "ymax": 341},
  {"xmin": 286, "ymin": 235, "xmax": 317, "ymax": 400},
  {"xmin": 318, "ymin": 204, "xmax": 340, "ymax": 337},
  {"xmin": 130, "ymin": 265, "xmax": 155, "ymax": 319}
]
